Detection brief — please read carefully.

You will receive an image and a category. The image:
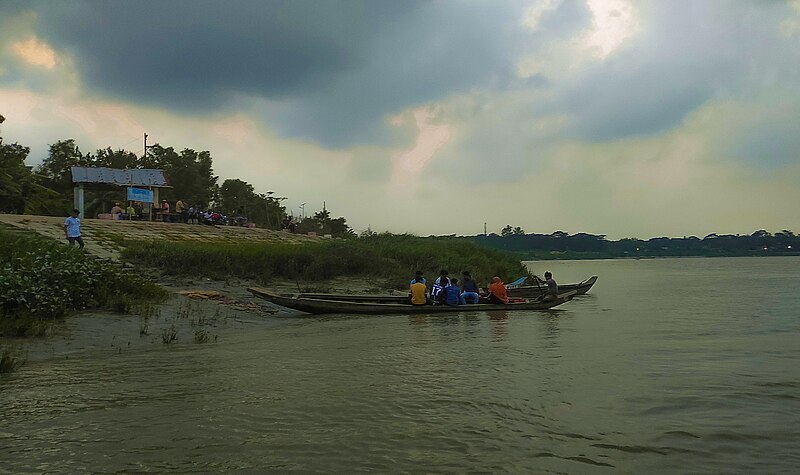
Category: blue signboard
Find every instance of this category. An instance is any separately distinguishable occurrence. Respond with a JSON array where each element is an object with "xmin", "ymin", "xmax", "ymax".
[{"xmin": 127, "ymin": 187, "xmax": 154, "ymax": 203}]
